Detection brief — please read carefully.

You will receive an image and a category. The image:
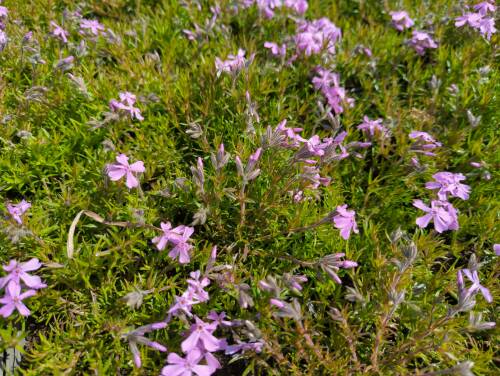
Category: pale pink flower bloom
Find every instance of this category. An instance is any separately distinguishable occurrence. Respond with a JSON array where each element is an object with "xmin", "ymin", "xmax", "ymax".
[
  {"xmin": 161, "ymin": 349, "xmax": 215, "ymax": 376},
  {"xmin": 106, "ymin": 154, "xmax": 145, "ymax": 189},
  {"xmin": 0, "ymin": 258, "xmax": 46, "ymax": 289},
  {"xmin": 389, "ymin": 10, "xmax": 414, "ymax": 31},
  {"xmin": 0, "ymin": 282, "xmax": 37, "ymax": 317},
  {"xmin": 80, "ymin": 19, "xmax": 105, "ymax": 36},
  {"xmin": 50, "ymin": 21, "xmax": 69, "ymax": 43},
  {"xmin": 333, "ymin": 204, "xmax": 359, "ymax": 240},
  {"xmin": 181, "ymin": 316, "xmax": 220, "ymax": 353},
  {"xmin": 6, "ymin": 200, "xmax": 31, "ymax": 224},
  {"xmin": 409, "ymin": 31, "xmax": 437, "ymax": 55},
  {"xmin": 413, "ymin": 199, "xmax": 459, "ymax": 233}
]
